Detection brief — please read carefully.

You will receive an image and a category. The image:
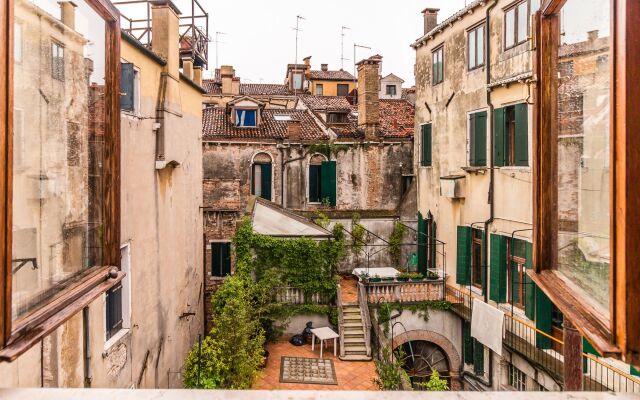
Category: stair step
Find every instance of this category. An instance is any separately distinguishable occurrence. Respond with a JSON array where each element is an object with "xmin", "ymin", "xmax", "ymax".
[
  {"xmin": 343, "ymin": 308, "xmax": 360, "ymax": 314},
  {"xmin": 339, "ymin": 354, "xmax": 372, "ymax": 362},
  {"xmin": 343, "ymin": 322, "xmax": 363, "ymax": 329},
  {"xmin": 346, "ymin": 349, "xmax": 368, "ymax": 356},
  {"xmin": 344, "ymin": 337, "xmax": 366, "ymax": 344},
  {"xmin": 343, "ymin": 330, "xmax": 364, "ymax": 338},
  {"xmin": 344, "ymin": 314, "xmax": 362, "ymax": 321}
]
